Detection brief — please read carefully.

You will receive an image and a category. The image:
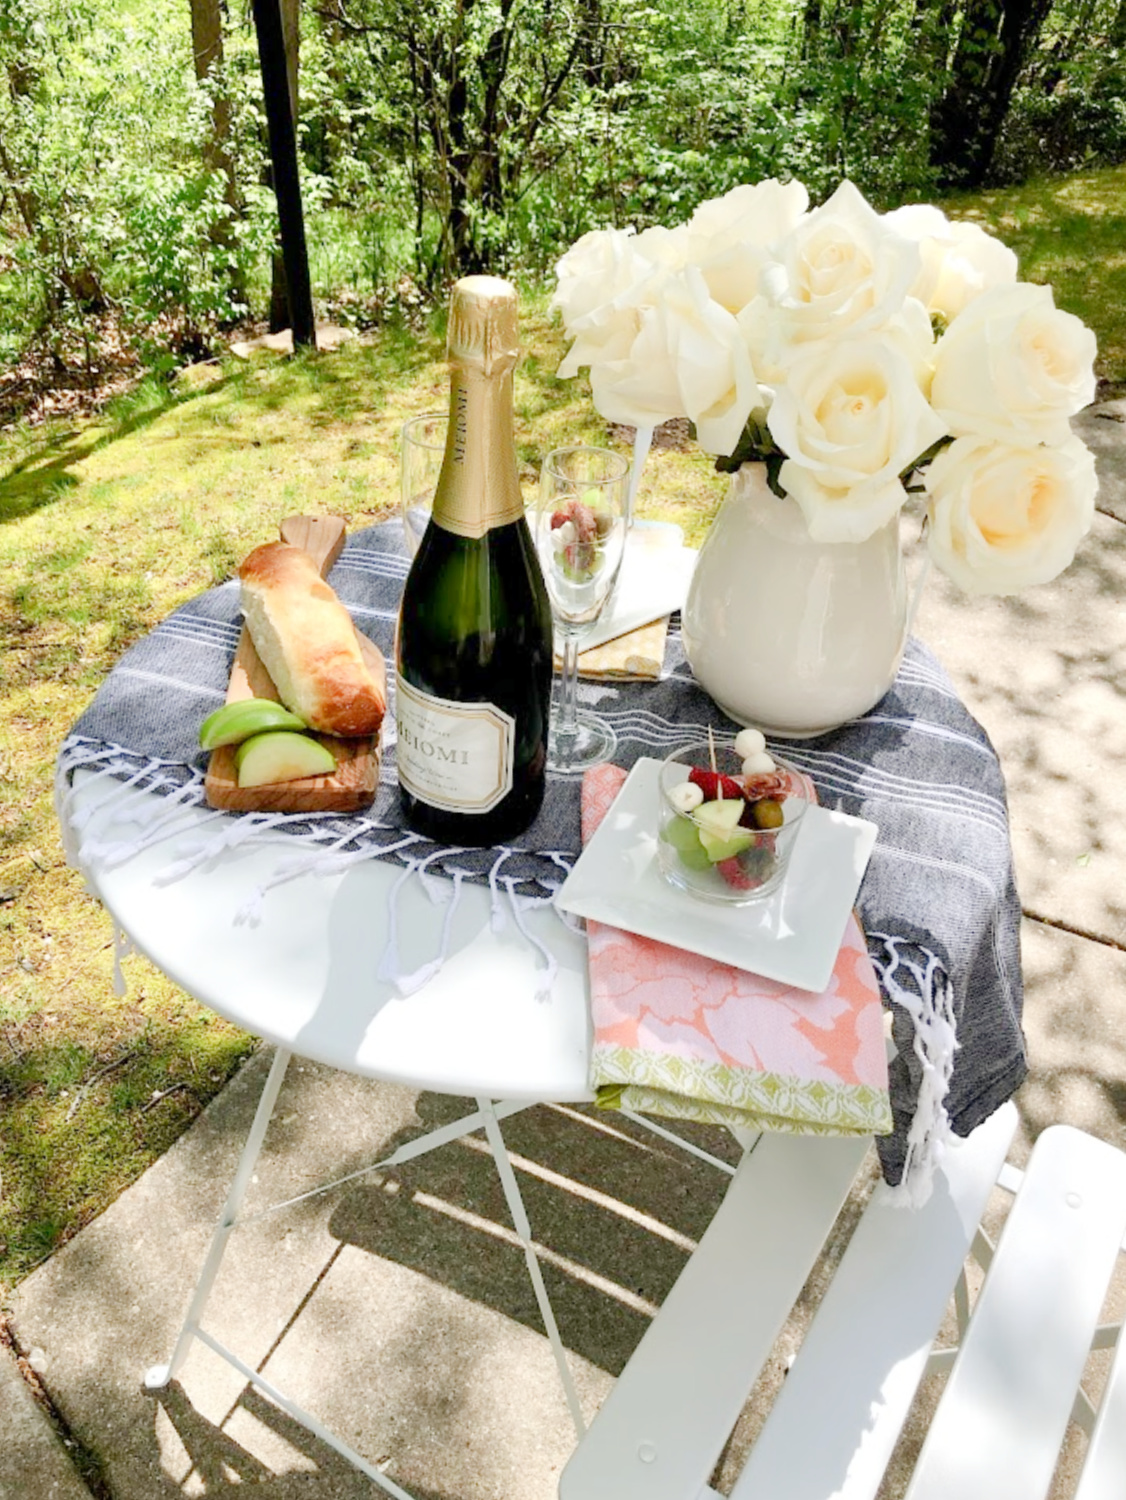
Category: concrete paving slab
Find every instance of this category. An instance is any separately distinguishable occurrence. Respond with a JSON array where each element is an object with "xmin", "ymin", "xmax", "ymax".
[
  {"xmin": 0, "ymin": 1340, "xmax": 93, "ymax": 1500},
  {"xmin": 1016, "ymin": 914, "xmax": 1126, "ymax": 1156},
  {"xmin": 1074, "ymin": 400, "xmax": 1126, "ymax": 522},
  {"xmin": 913, "ymin": 507, "xmax": 1126, "ymax": 945},
  {"xmin": 10, "ymin": 1049, "xmax": 735, "ymax": 1500}
]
